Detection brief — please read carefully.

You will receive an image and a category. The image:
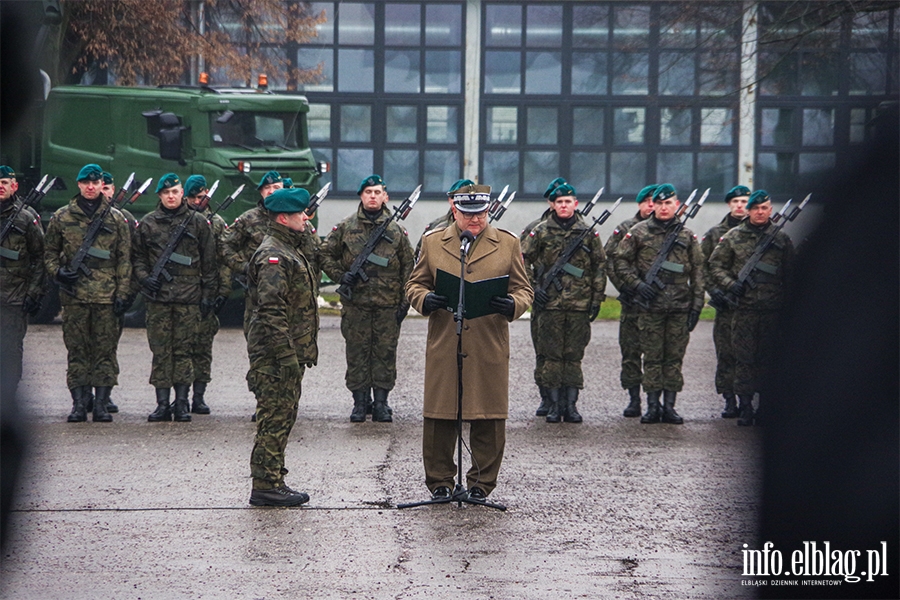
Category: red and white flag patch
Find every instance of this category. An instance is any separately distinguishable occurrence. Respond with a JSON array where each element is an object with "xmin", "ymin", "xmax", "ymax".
[{"xmin": 268, "ymin": 257, "xmax": 279, "ymax": 264}]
